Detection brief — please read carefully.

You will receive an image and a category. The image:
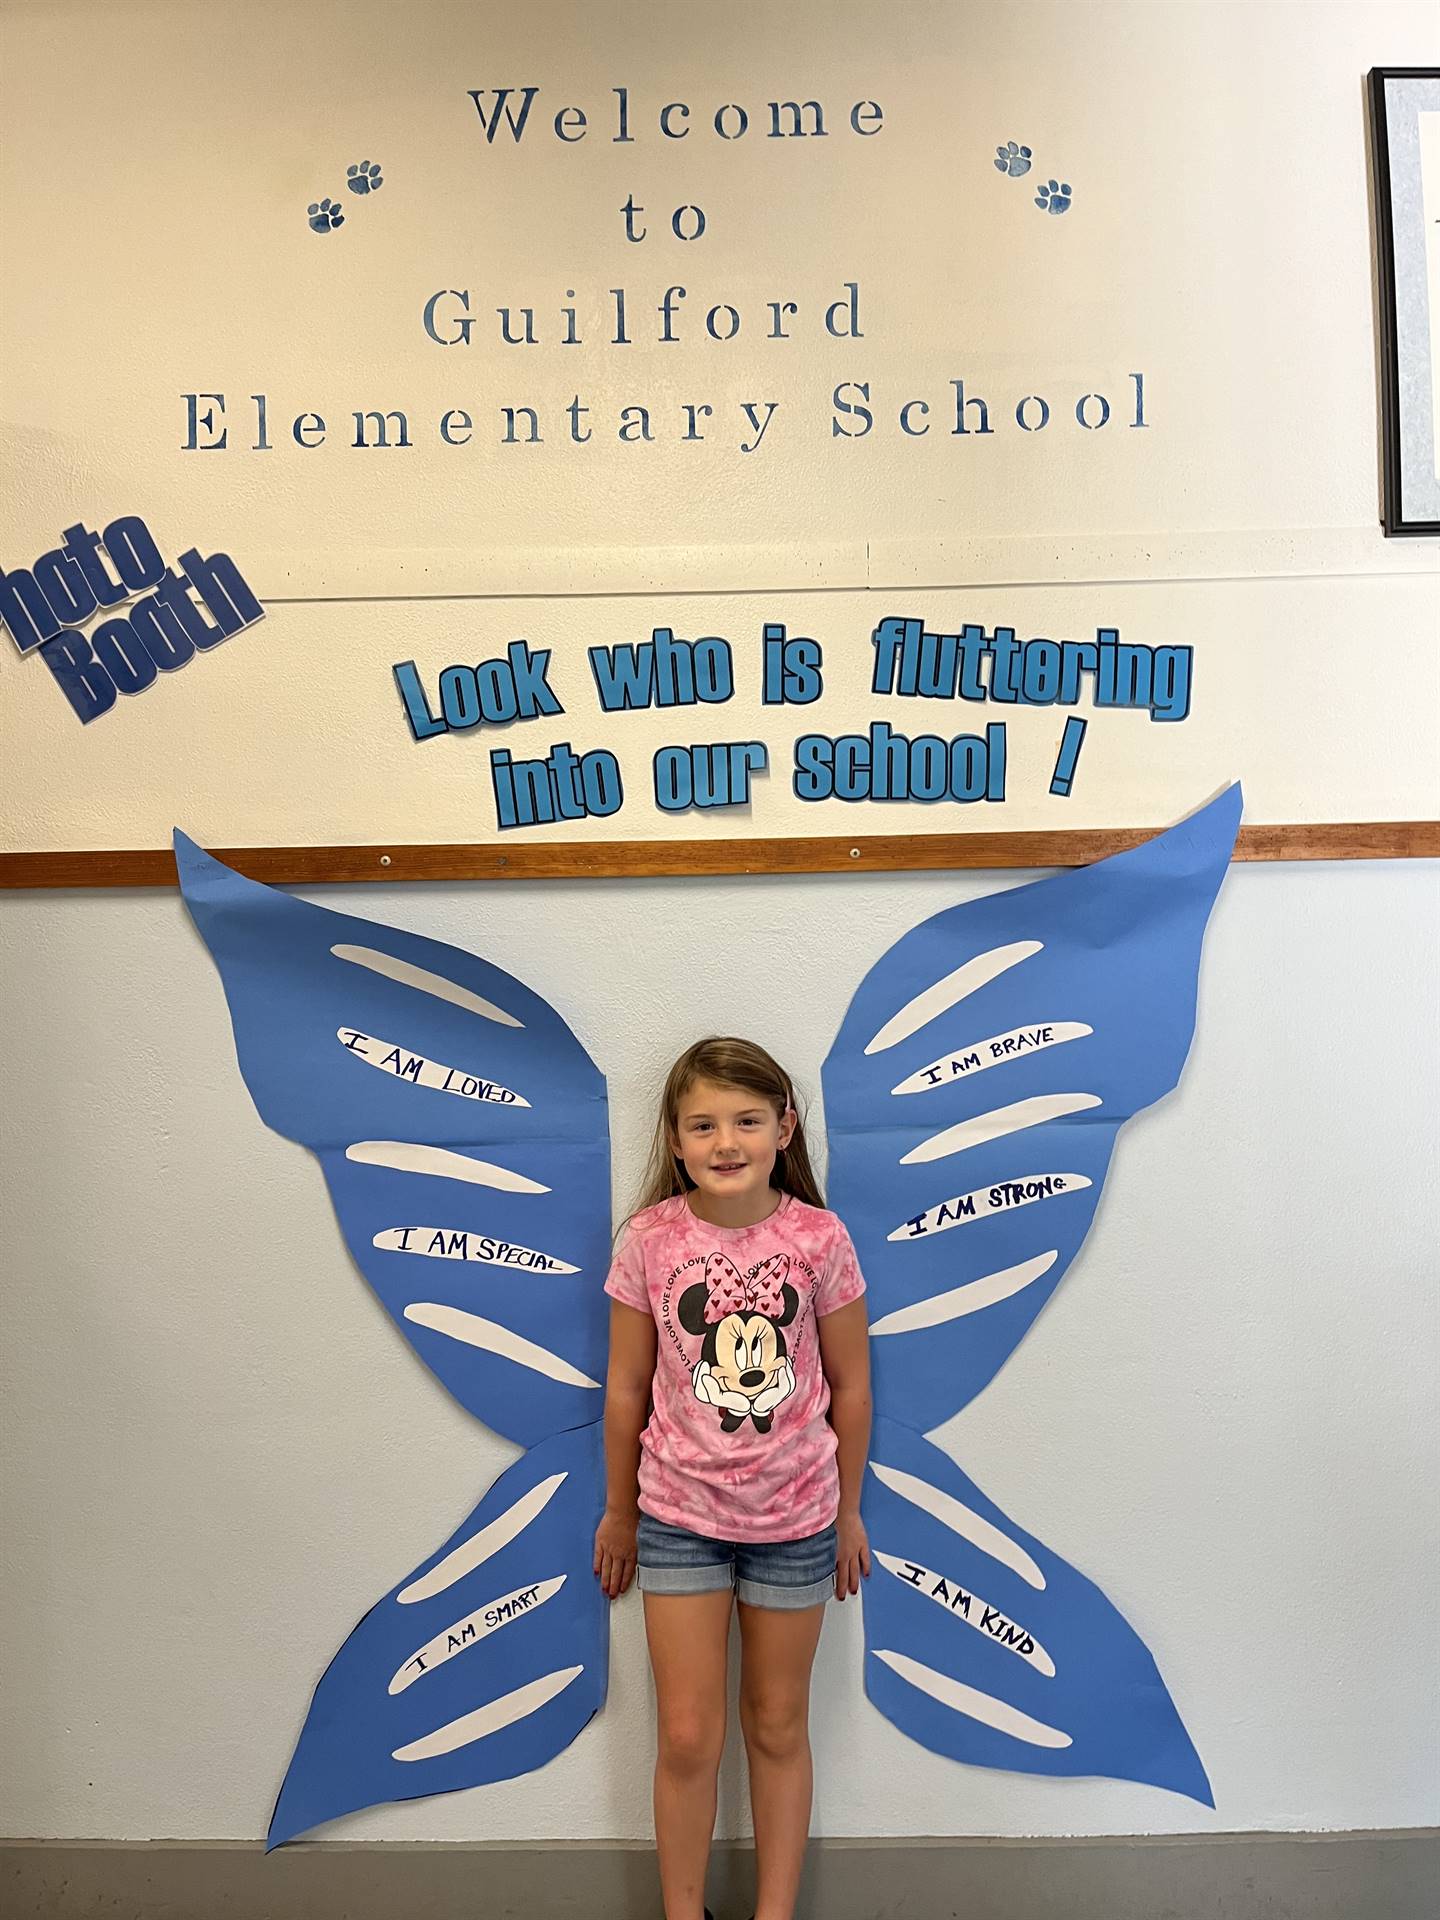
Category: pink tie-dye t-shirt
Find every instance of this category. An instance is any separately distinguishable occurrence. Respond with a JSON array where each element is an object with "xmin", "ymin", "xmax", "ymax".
[{"xmin": 604, "ymin": 1190, "xmax": 867, "ymax": 1543}]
